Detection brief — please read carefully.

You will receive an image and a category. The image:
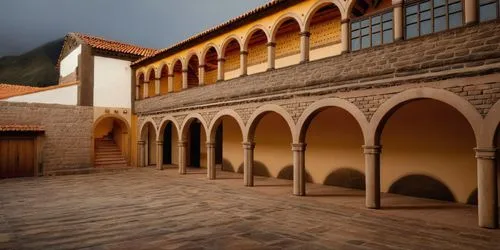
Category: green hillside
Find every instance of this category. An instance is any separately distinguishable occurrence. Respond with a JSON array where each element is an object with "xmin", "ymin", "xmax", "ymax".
[{"xmin": 0, "ymin": 38, "xmax": 64, "ymax": 87}]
